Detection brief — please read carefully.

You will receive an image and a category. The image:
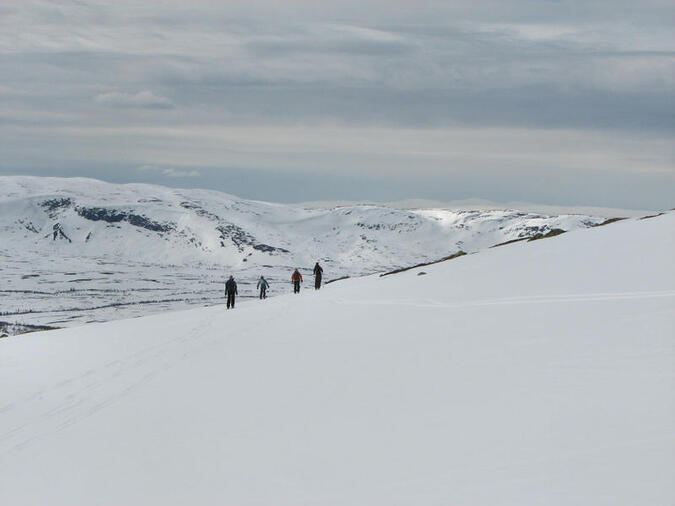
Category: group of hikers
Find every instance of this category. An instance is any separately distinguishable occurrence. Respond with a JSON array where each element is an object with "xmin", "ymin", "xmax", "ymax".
[{"xmin": 224, "ymin": 262, "xmax": 324, "ymax": 309}]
